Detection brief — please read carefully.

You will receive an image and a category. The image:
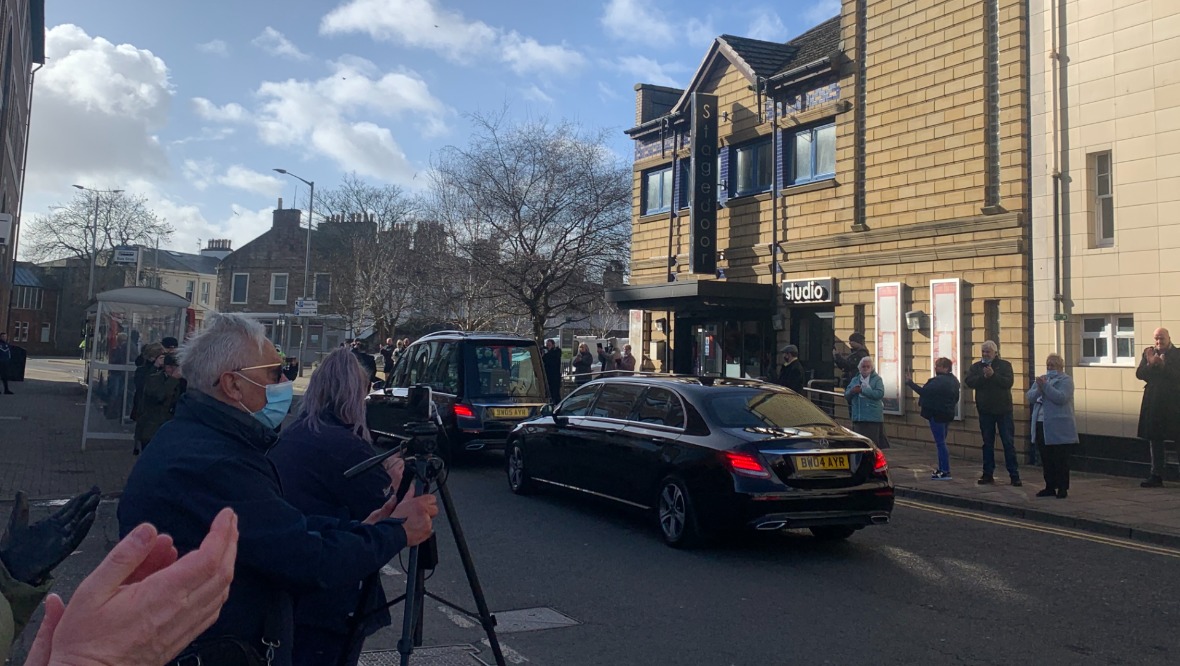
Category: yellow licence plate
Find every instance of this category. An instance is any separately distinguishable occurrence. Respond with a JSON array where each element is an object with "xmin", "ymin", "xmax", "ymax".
[
  {"xmin": 490, "ymin": 407, "xmax": 530, "ymax": 419},
  {"xmin": 795, "ymin": 454, "xmax": 850, "ymax": 471}
]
